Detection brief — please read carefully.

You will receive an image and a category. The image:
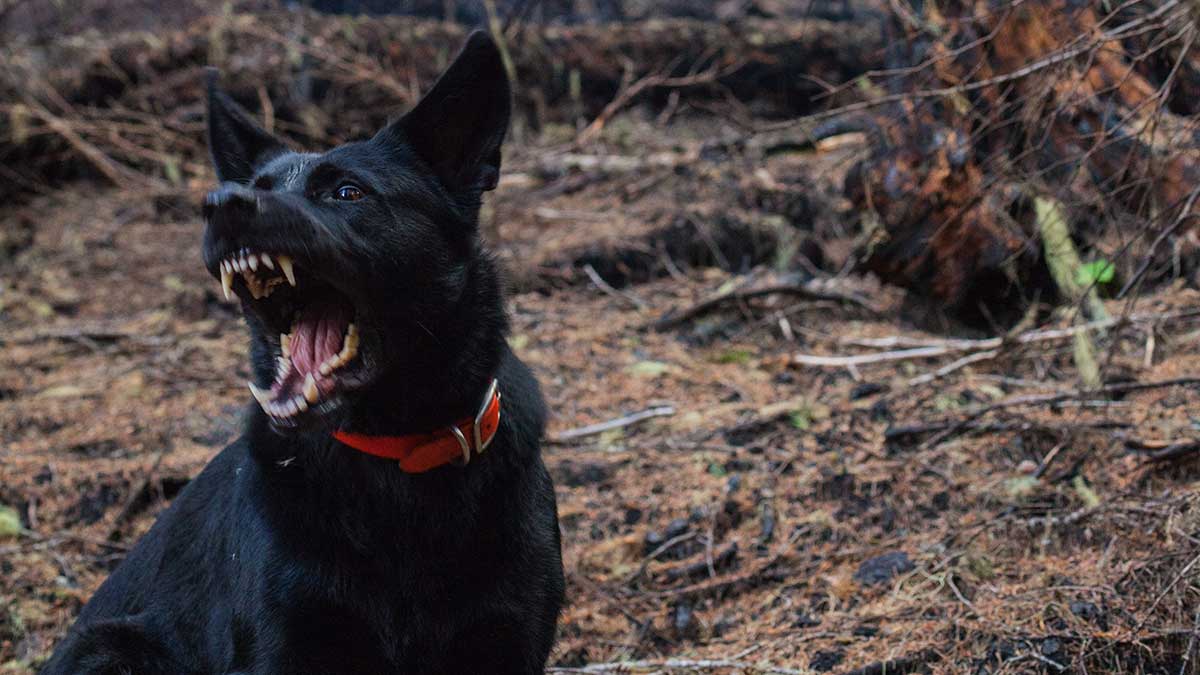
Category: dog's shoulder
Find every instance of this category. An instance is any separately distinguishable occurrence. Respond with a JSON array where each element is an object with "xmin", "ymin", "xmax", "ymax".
[{"xmin": 75, "ymin": 438, "xmax": 254, "ymax": 619}]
